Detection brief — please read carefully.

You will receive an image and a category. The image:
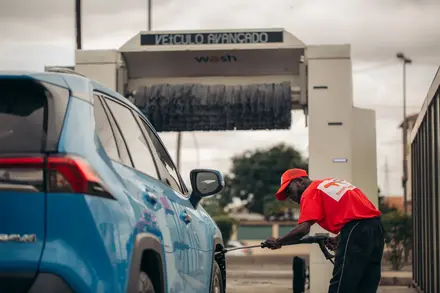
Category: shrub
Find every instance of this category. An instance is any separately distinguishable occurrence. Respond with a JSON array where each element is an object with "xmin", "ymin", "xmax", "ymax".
[{"xmin": 382, "ymin": 211, "xmax": 412, "ymax": 270}]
